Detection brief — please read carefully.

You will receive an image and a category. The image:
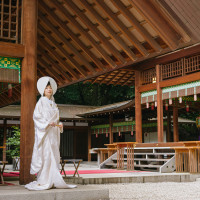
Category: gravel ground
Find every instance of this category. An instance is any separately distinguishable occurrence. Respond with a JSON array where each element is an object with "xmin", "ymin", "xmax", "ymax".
[{"xmin": 93, "ymin": 181, "xmax": 200, "ymax": 200}]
